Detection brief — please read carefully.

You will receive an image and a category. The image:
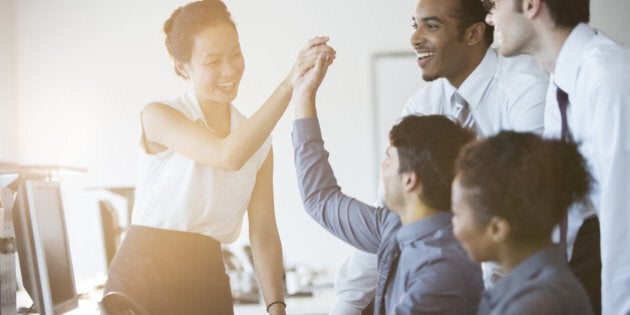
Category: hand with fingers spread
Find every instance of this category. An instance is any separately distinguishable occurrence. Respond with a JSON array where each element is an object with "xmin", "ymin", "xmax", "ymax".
[{"xmin": 288, "ymin": 36, "xmax": 336, "ymax": 88}]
